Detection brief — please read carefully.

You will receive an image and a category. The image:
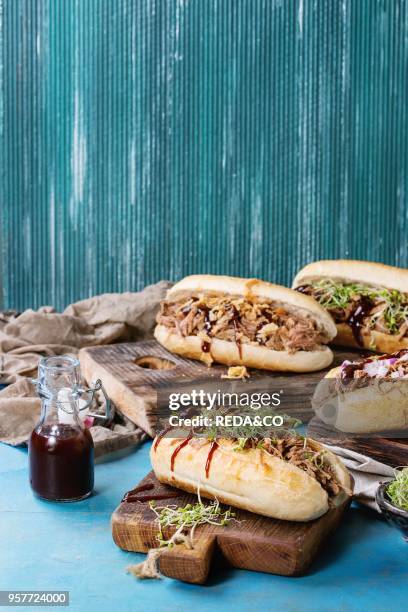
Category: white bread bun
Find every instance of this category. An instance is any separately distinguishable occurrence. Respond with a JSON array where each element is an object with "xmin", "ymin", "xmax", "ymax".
[
  {"xmin": 155, "ymin": 275, "xmax": 336, "ymax": 372},
  {"xmin": 313, "ymin": 363, "xmax": 408, "ymax": 434},
  {"xmin": 150, "ymin": 436, "xmax": 352, "ymax": 522},
  {"xmin": 155, "ymin": 324, "xmax": 334, "ymax": 372},
  {"xmin": 292, "ymin": 259, "xmax": 408, "ymax": 294},
  {"xmin": 292, "ymin": 260, "xmax": 408, "ymax": 353}
]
